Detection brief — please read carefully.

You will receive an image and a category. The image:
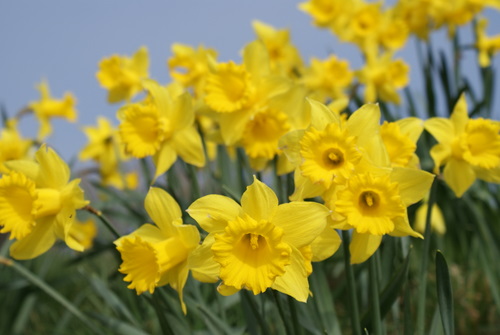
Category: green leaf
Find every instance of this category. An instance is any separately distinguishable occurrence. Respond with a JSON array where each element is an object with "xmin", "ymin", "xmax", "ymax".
[
  {"xmin": 362, "ymin": 247, "xmax": 411, "ymax": 330},
  {"xmin": 435, "ymin": 251, "xmax": 454, "ymax": 335},
  {"xmin": 90, "ymin": 313, "xmax": 150, "ymax": 335}
]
